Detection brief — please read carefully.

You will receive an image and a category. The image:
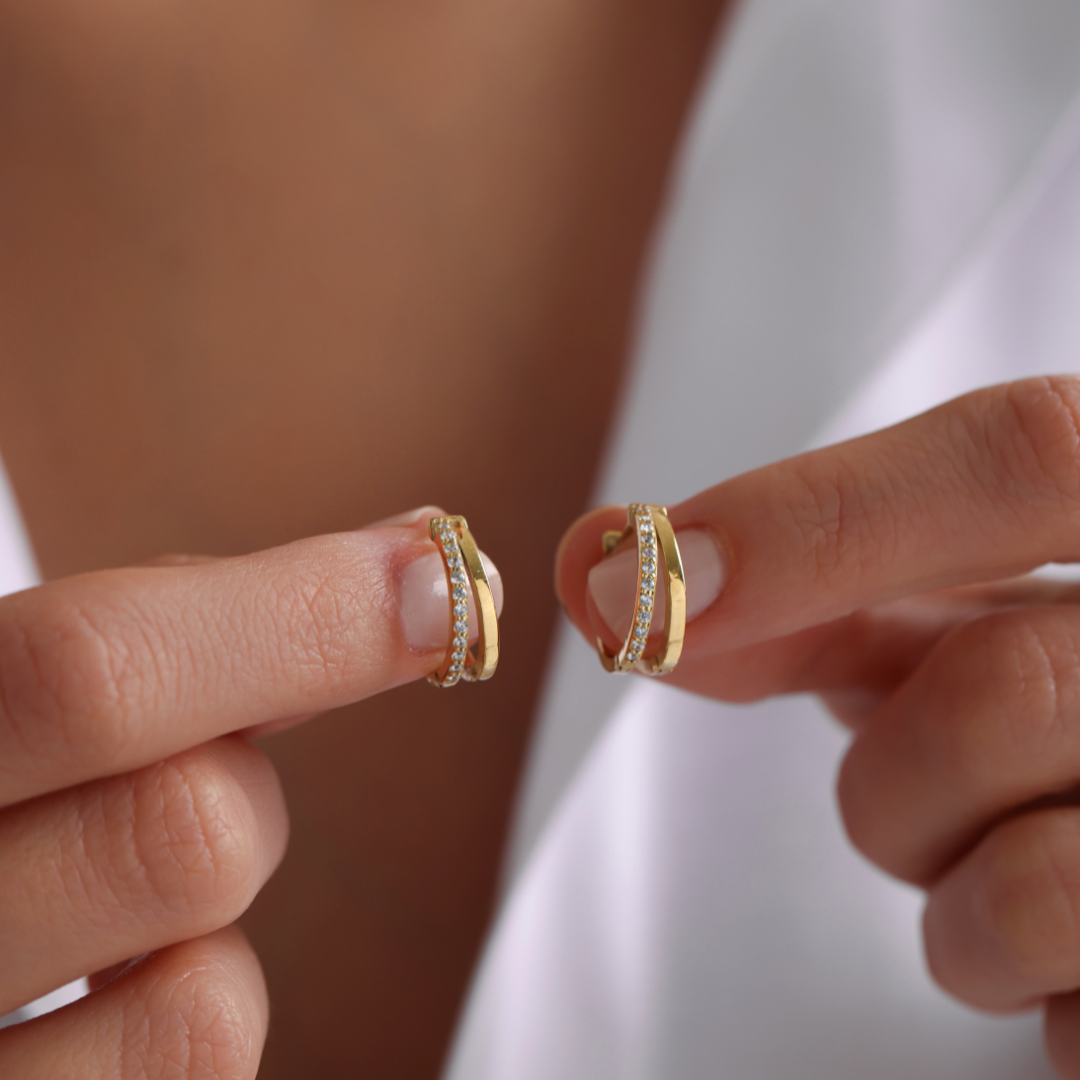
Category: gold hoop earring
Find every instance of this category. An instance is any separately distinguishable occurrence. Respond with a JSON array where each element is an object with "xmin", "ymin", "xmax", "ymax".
[
  {"xmin": 595, "ymin": 504, "xmax": 685, "ymax": 675},
  {"xmin": 428, "ymin": 515, "xmax": 500, "ymax": 688}
]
